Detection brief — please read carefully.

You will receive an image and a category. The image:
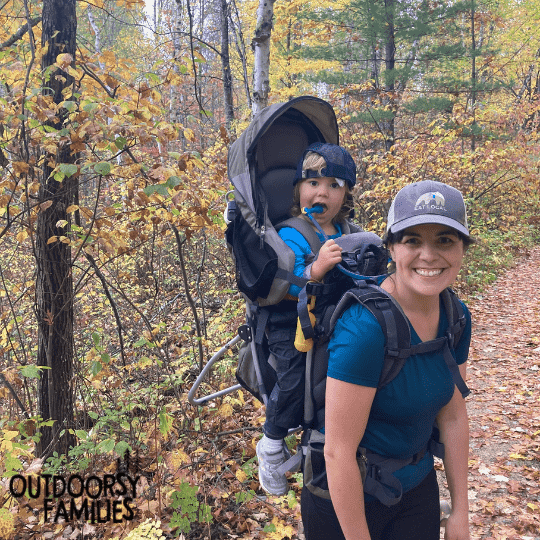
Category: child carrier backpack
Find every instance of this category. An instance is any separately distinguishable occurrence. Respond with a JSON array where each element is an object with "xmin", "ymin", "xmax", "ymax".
[
  {"xmin": 187, "ymin": 96, "xmax": 353, "ymax": 408},
  {"xmin": 221, "ymin": 96, "xmax": 362, "ymax": 405}
]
